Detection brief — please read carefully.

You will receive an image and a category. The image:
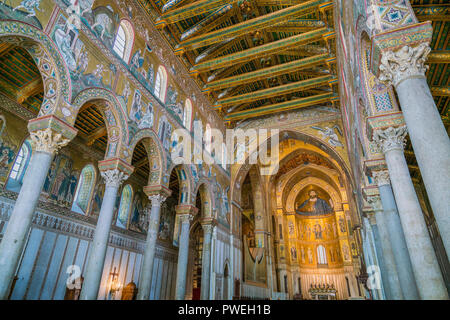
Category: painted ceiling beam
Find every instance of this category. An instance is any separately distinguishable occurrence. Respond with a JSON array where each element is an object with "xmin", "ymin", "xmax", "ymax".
[
  {"xmin": 431, "ymin": 86, "xmax": 450, "ymax": 97},
  {"xmin": 215, "ymin": 74, "xmax": 336, "ymax": 108},
  {"xmin": 134, "ymin": 157, "xmax": 150, "ymax": 168},
  {"xmin": 194, "ymin": 38, "xmax": 235, "ymax": 64},
  {"xmin": 16, "ymin": 78, "xmax": 43, "ymax": 104},
  {"xmin": 86, "ymin": 126, "xmax": 107, "ymax": 146},
  {"xmin": 156, "ymin": 0, "xmax": 238, "ymax": 26},
  {"xmin": 428, "ymin": 50, "xmax": 450, "ymax": 64},
  {"xmin": 180, "ymin": 4, "xmax": 234, "ymax": 41},
  {"xmin": 190, "ymin": 27, "xmax": 332, "ymax": 74},
  {"xmin": 224, "ymin": 92, "xmax": 337, "ymax": 121},
  {"xmin": 413, "ymin": 5, "xmax": 450, "ymax": 21},
  {"xmin": 161, "ymin": 0, "xmax": 186, "ymax": 13},
  {"xmin": 175, "ymin": 0, "xmax": 329, "ymax": 52},
  {"xmin": 204, "ymin": 53, "xmax": 333, "ymax": 92}
]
